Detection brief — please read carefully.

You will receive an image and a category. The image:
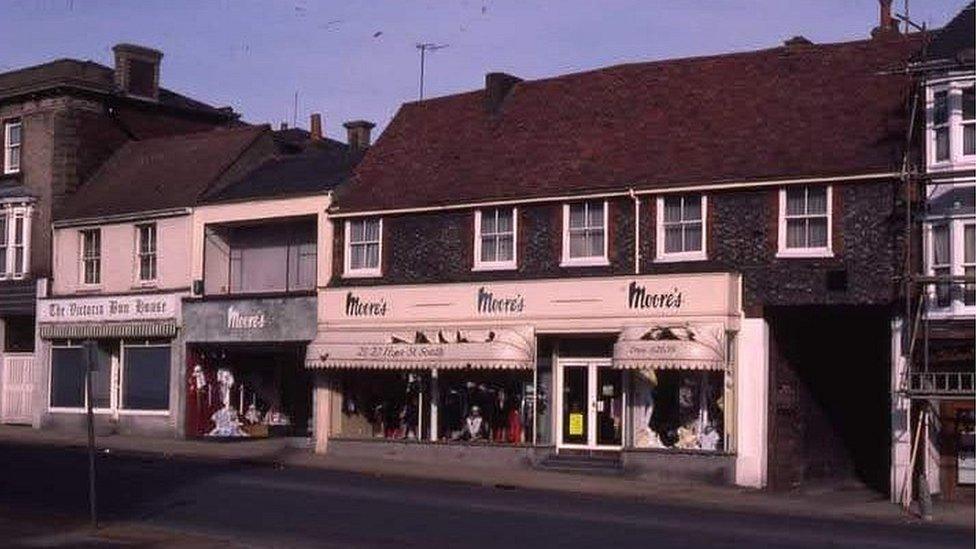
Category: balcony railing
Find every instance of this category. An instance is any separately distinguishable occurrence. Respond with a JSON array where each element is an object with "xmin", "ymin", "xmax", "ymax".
[{"xmin": 904, "ymin": 371, "xmax": 975, "ymax": 397}]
